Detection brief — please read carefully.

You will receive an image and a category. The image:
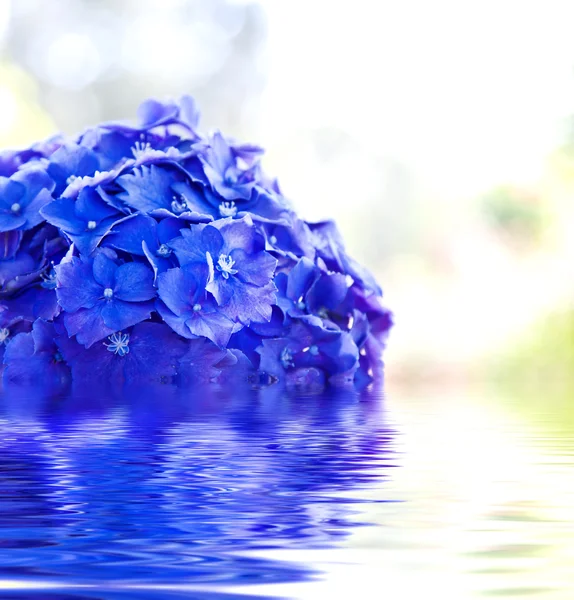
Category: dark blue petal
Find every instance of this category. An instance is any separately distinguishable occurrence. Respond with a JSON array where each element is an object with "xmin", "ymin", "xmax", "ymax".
[{"xmin": 0, "ymin": 230, "xmax": 22, "ymax": 260}]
